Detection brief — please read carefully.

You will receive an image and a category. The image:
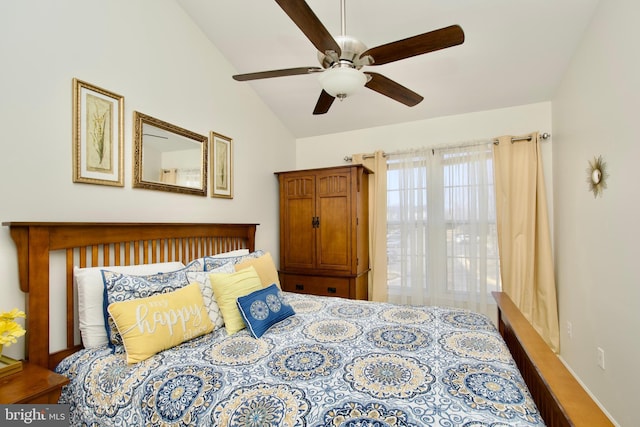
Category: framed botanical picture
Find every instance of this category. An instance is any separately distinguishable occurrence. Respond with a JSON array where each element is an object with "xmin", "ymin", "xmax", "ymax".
[
  {"xmin": 210, "ymin": 131, "xmax": 233, "ymax": 198},
  {"xmin": 72, "ymin": 78, "xmax": 124, "ymax": 186}
]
